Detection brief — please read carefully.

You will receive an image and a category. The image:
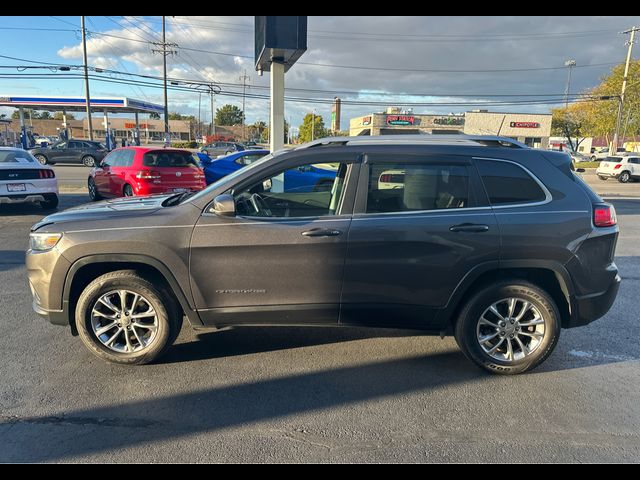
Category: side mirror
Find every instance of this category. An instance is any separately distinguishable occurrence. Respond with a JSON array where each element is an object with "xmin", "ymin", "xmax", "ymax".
[{"xmin": 211, "ymin": 194, "xmax": 236, "ymax": 216}]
